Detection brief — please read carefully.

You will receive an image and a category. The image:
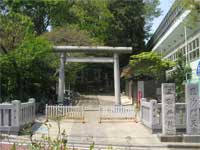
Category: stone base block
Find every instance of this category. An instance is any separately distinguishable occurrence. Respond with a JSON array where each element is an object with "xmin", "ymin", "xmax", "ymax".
[
  {"xmin": 158, "ymin": 134, "xmax": 183, "ymax": 142},
  {"xmin": 183, "ymin": 135, "xmax": 200, "ymax": 143},
  {"xmin": 158, "ymin": 134, "xmax": 200, "ymax": 143},
  {"xmin": 0, "ymin": 126, "xmax": 20, "ymax": 135}
]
